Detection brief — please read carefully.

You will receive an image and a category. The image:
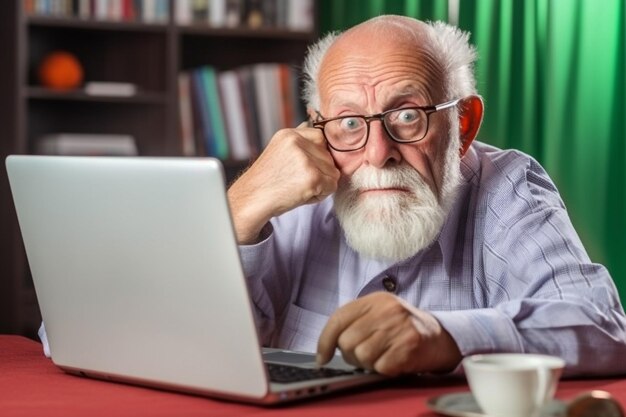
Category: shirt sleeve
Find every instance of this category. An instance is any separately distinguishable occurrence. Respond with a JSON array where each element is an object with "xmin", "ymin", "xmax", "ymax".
[
  {"xmin": 238, "ymin": 222, "xmax": 284, "ymax": 345},
  {"xmin": 433, "ymin": 152, "xmax": 626, "ymax": 377},
  {"xmin": 238, "ymin": 207, "xmax": 310, "ymax": 346},
  {"xmin": 38, "ymin": 321, "xmax": 51, "ymax": 358}
]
